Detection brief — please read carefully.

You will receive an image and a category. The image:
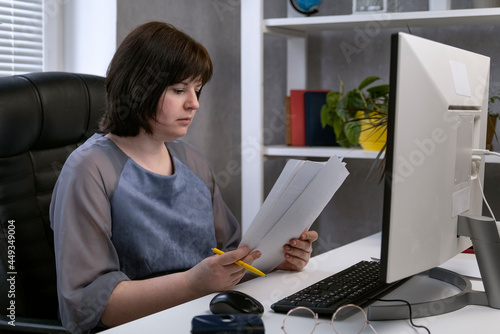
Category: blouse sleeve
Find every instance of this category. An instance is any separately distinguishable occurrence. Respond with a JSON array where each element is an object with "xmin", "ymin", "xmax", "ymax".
[
  {"xmin": 50, "ymin": 143, "xmax": 129, "ymax": 334},
  {"xmin": 167, "ymin": 140, "xmax": 241, "ymax": 250}
]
